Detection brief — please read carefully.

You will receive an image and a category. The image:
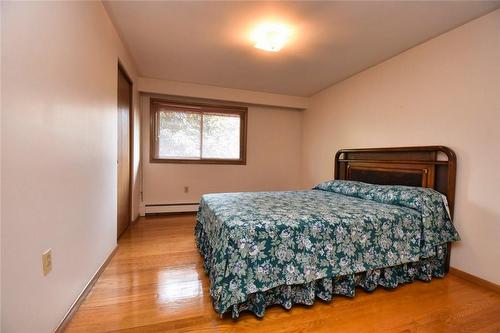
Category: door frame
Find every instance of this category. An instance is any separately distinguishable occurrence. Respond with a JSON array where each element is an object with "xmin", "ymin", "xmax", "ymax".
[{"xmin": 117, "ymin": 61, "xmax": 134, "ymax": 239}]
